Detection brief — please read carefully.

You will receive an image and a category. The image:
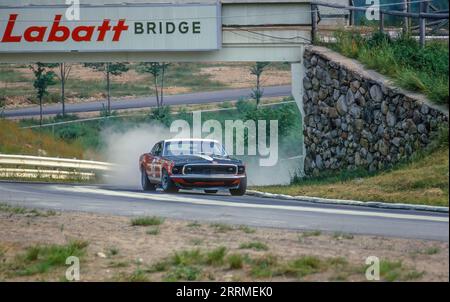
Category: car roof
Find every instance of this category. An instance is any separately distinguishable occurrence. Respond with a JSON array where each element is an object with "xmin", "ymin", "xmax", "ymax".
[{"xmin": 164, "ymin": 138, "xmax": 219, "ymax": 143}]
